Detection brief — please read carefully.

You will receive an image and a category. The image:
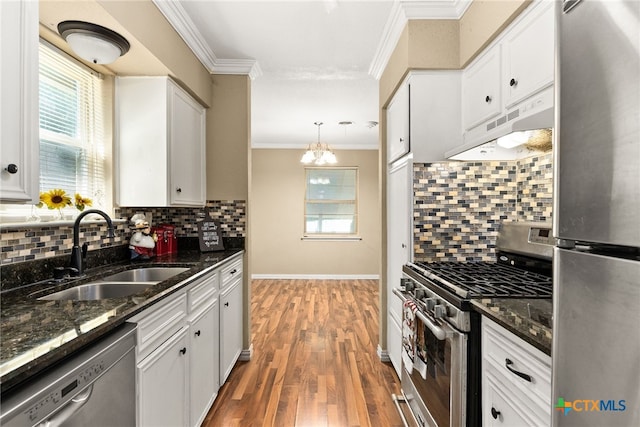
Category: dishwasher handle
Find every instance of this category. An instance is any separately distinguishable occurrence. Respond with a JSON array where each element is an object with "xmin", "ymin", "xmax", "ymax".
[{"xmin": 37, "ymin": 384, "xmax": 94, "ymax": 427}]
